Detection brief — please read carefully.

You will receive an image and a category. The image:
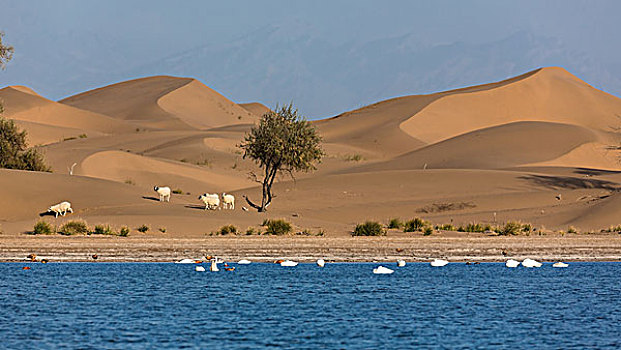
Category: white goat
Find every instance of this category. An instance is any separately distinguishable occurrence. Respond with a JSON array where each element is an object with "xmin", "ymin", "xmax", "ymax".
[
  {"xmin": 198, "ymin": 193, "xmax": 220, "ymax": 210},
  {"xmin": 221, "ymin": 193, "xmax": 235, "ymax": 210},
  {"xmin": 154, "ymin": 186, "xmax": 171, "ymax": 202},
  {"xmin": 47, "ymin": 201, "xmax": 73, "ymax": 218}
]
